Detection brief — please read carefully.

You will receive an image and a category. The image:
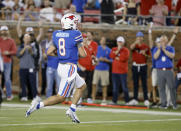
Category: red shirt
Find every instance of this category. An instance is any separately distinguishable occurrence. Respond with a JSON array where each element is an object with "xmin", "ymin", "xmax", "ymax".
[
  {"xmin": 141, "ymin": 0, "xmax": 155, "ymax": 15},
  {"xmin": 110, "ymin": 47, "xmax": 130, "ymax": 74},
  {"xmin": 131, "ymin": 43, "xmax": 150, "ymax": 64},
  {"xmin": 78, "ymin": 41, "xmax": 98, "ymax": 71},
  {"xmin": 176, "ymin": 0, "xmax": 181, "ymax": 13},
  {"xmin": 140, "ymin": 0, "xmax": 171, "ymax": 15},
  {"xmin": 176, "ymin": 58, "xmax": 181, "ymax": 72},
  {"xmin": 0, "ymin": 37, "xmax": 17, "ymax": 63}
]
